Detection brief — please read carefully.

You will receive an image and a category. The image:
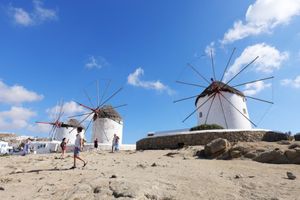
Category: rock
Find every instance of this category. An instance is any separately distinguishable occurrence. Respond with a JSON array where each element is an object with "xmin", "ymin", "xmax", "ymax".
[
  {"xmin": 253, "ymin": 149, "xmax": 289, "ymax": 164},
  {"xmin": 93, "ymin": 186, "xmax": 101, "ymax": 193},
  {"xmin": 230, "ymin": 150, "xmax": 242, "ymax": 159},
  {"xmin": 194, "ymin": 150, "xmax": 205, "ymax": 158},
  {"xmin": 164, "ymin": 152, "xmax": 179, "ymax": 157},
  {"xmin": 145, "ymin": 193, "xmax": 158, "ymax": 200},
  {"xmin": 151, "ymin": 163, "xmax": 157, "ymax": 167},
  {"xmin": 110, "ymin": 175, "xmax": 117, "ymax": 179},
  {"xmin": 284, "ymin": 149, "xmax": 300, "ymax": 164},
  {"xmin": 288, "ymin": 143, "xmax": 300, "ymax": 149},
  {"xmin": 244, "ymin": 152, "xmax": 257, "ymax": 159},
  {"xmin": 262, "ymin": 131, "xmax": 289, "ymax": 142},
  {"xmin": 234, "ymin": 174, "xmax": 243, "ymax": 179},
  {"xmin": 11, "ymin": 168, "xmax": 24, "ymax": 174},
  {"xmin": 287, "ymin": 172, "xmax": 296, "ymax": 180},
  {"xmin": 204, "ymin": 138, "xmax": 231, "ymax": 158},
  {"xmin": 0, "ymin": 186, "xmax": 4, "ymax": 191}
]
